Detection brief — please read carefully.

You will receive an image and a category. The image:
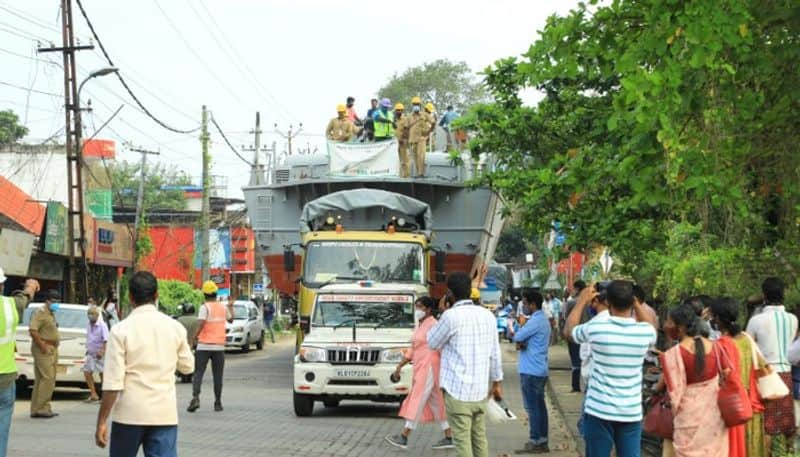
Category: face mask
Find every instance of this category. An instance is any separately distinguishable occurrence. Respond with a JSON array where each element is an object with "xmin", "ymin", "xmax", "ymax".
[
  {"xmin": 49, "ymin": 302, "xmax": 60, "ymax": 312},
  {"xmin": 412, "ymin": 105, "xmax": 421, "ymax": 113},
  {"xmin": 414, "ymin": 309, "xmax": 426, "ymax": 321}
]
